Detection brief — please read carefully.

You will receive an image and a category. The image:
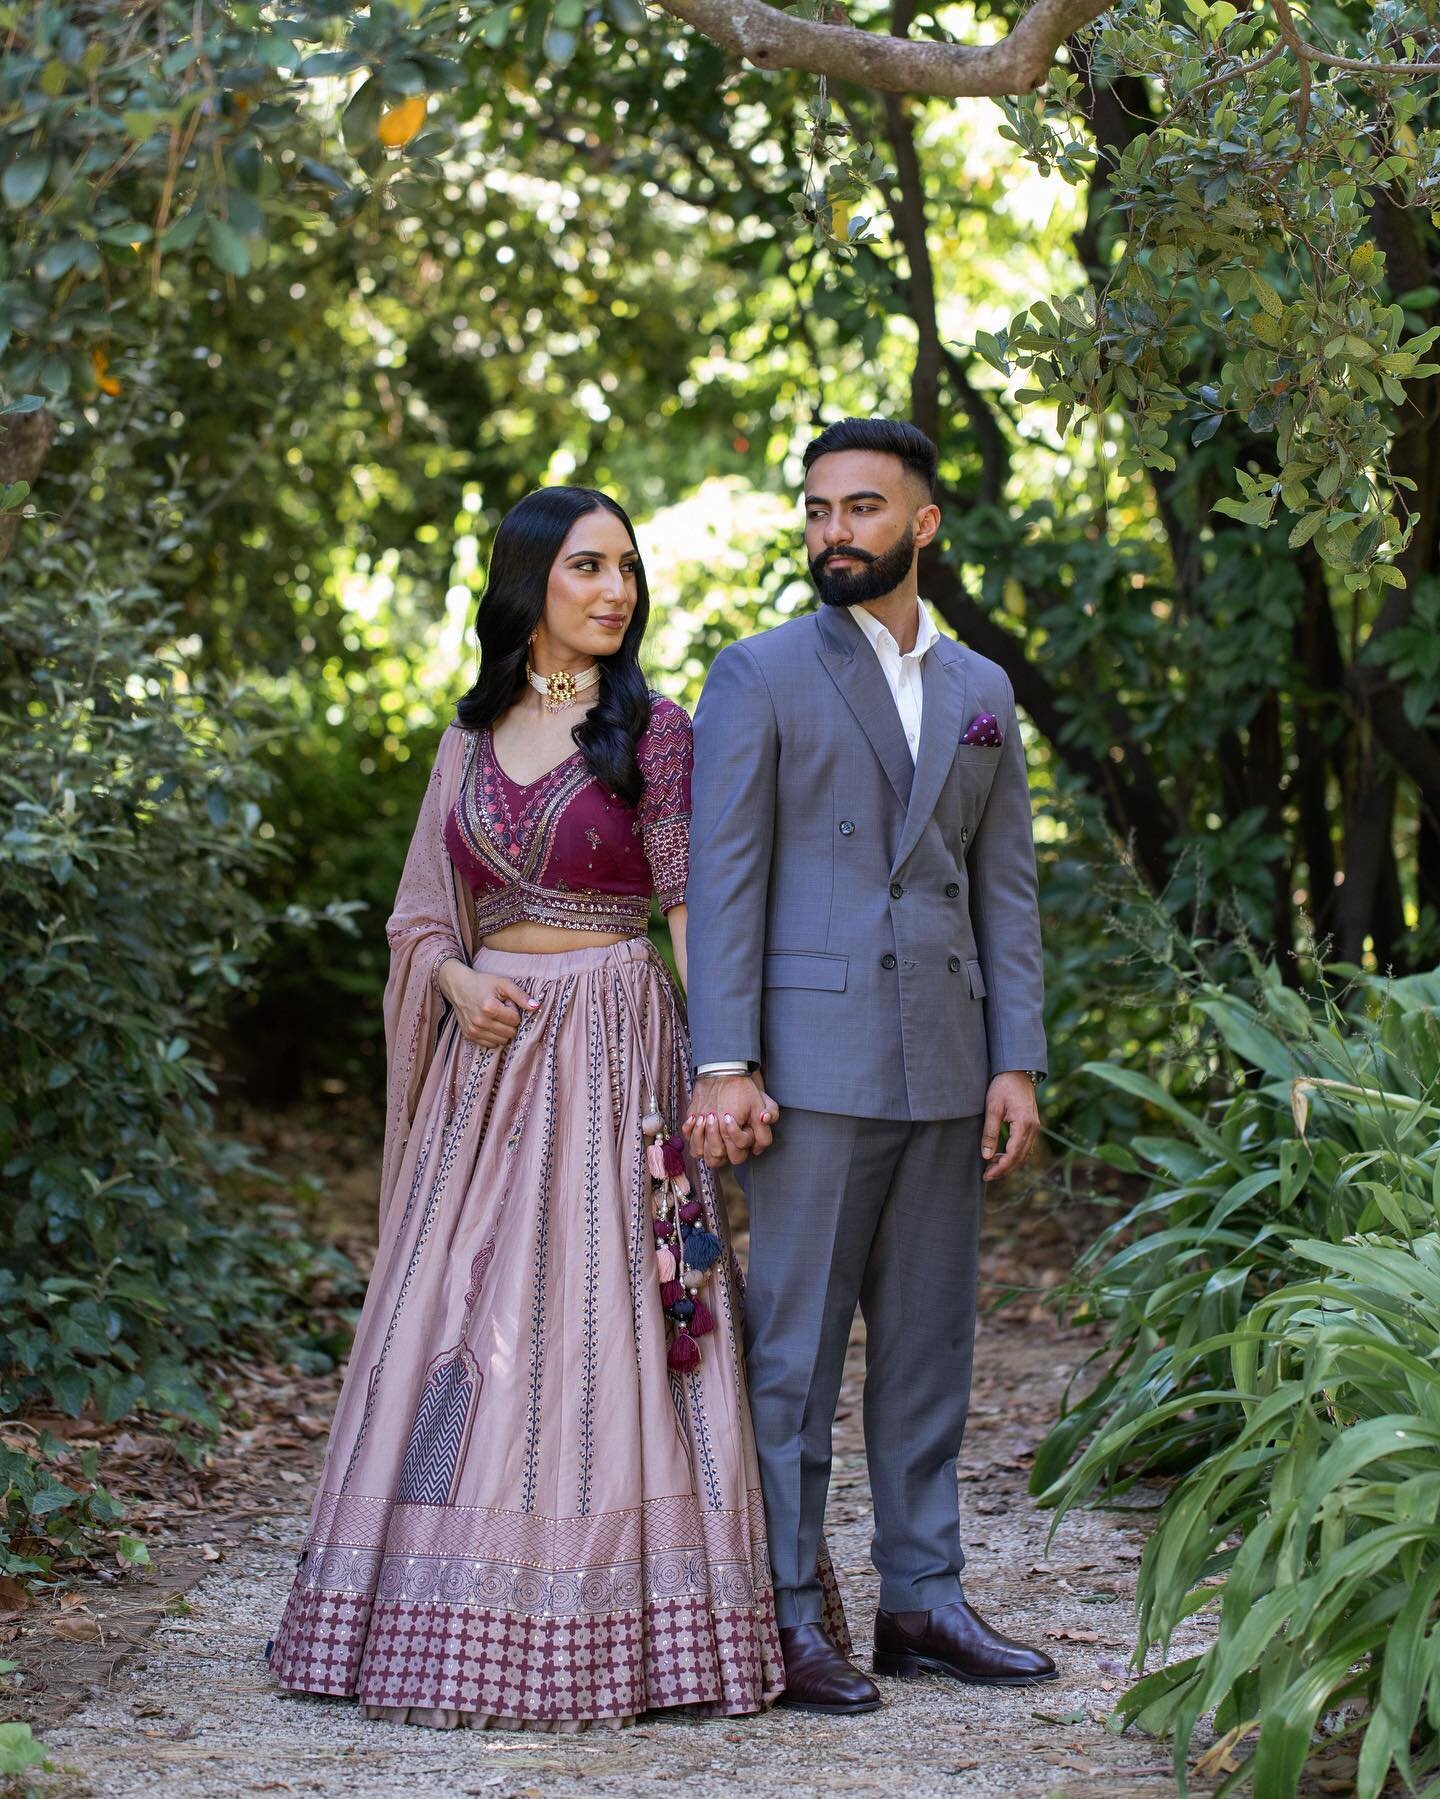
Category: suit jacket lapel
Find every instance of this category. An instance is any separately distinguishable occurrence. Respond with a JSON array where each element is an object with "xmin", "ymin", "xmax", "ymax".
[
  {"xmin": 892, "ymin": 639, "xmax": 967, "ymax": 874},
  {"xmin": 814, "ymin": 606, "xmax": 914, "ymax": 810}
]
